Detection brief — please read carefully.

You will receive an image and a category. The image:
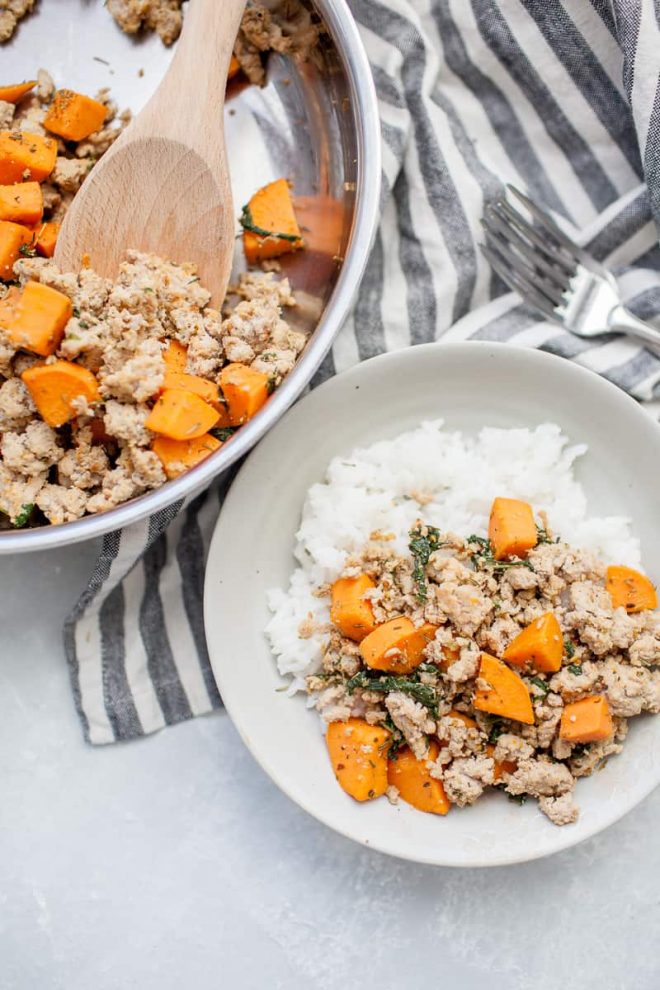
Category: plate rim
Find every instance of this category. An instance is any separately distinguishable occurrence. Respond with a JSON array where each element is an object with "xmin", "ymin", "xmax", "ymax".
[{"xmin": 204, "ymin": 340, "xmax": 660, "ymax": 867}]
